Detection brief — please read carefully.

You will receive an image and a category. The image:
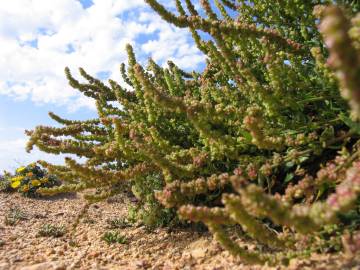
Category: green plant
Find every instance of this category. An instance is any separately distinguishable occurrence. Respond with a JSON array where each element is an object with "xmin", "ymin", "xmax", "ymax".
[
  {"xmin": 37, "ymin": 224, "xmax": 66, "ymax": 238},
  {"xmin": 2, "ymin": 163, "xmax": 61, "ymax": 197},
  {"xmin": 101, "ymin": 231, "xmax": 128, "ymax": 245},
  {"xmin": 129, "ymin": 173, "xmax": 178, "ymax": 228},
  {"xmin": 4, "ymin": 207, "xmax": 27, "ymax": 226},
  {"xmin": 83, "ymin": 217, "xmax": 96, "ymax": 224},
  {"xmin": 106, "ymin": 218, "xmax": 131, "ymax": 229},
  {"xmin": 0, "ymin": 173, "xmax": 13, "ymax": 193},
  {"xmin": 25, "ymin": 0, "xmax": 360, "ymax": 266}
]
